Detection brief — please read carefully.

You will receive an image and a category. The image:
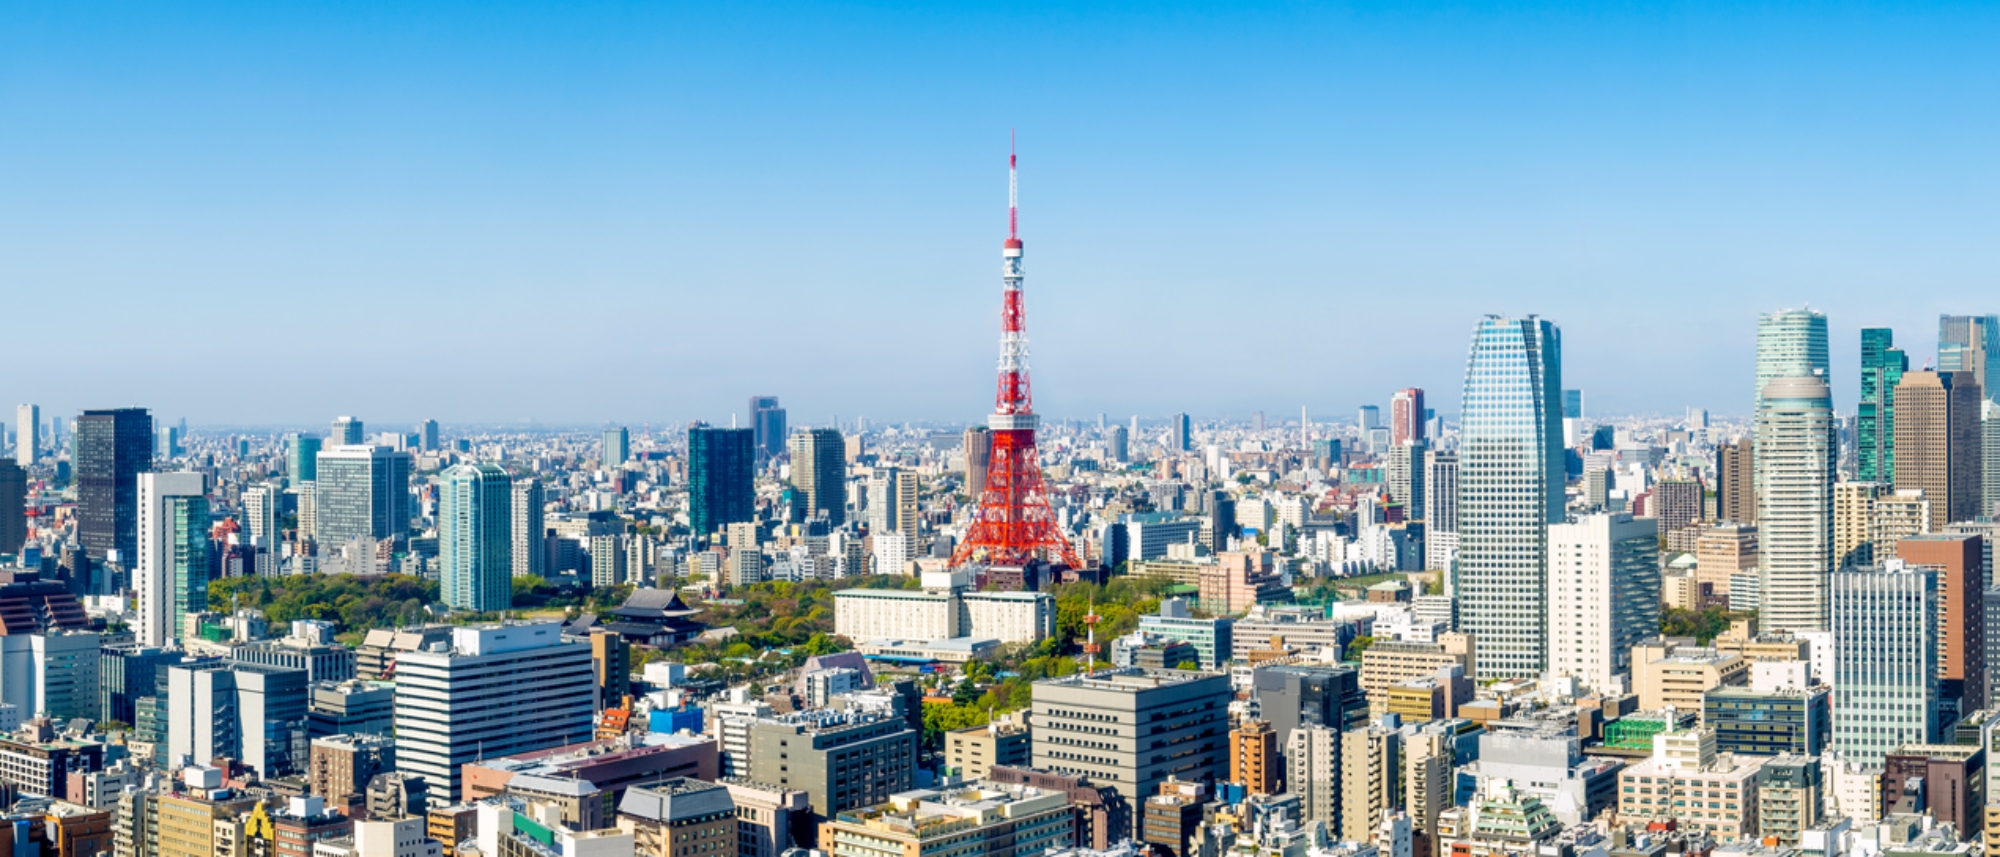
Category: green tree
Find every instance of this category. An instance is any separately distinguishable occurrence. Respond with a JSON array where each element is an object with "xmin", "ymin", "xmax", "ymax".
[
  {"xmin": 1176, "ymin": 660, "xmax": 1200, "ymax": 671},
  {"xmin": 1344, "ymin": 635, "xmax": 1378, "ymax": 662}
]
